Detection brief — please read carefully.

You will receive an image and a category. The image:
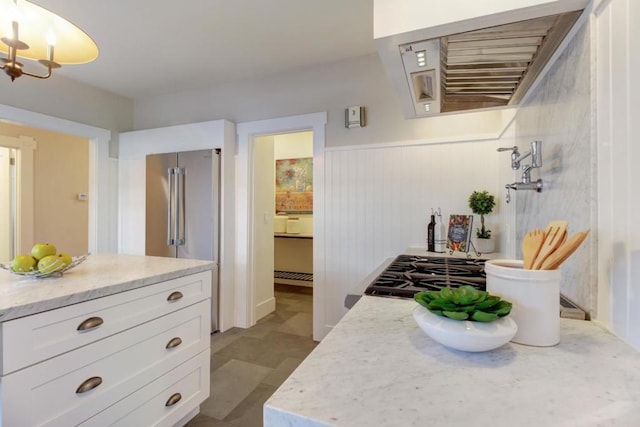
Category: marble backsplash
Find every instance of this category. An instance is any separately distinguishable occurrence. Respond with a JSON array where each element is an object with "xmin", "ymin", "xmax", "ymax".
[{"xmin": 512, "ymin": 22, "xmax": 597, "ymax": 316}]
